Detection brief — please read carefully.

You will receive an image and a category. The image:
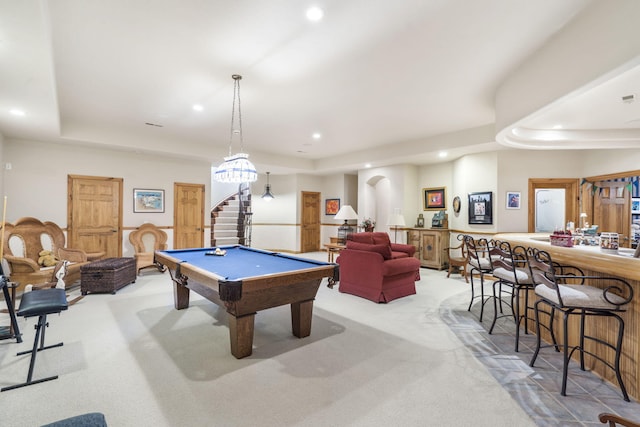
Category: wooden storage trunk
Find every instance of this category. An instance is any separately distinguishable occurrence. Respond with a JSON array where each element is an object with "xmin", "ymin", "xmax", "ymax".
[{"xmin": 81, "ymin": 257, "xmax": 136, "ymax": 295}]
